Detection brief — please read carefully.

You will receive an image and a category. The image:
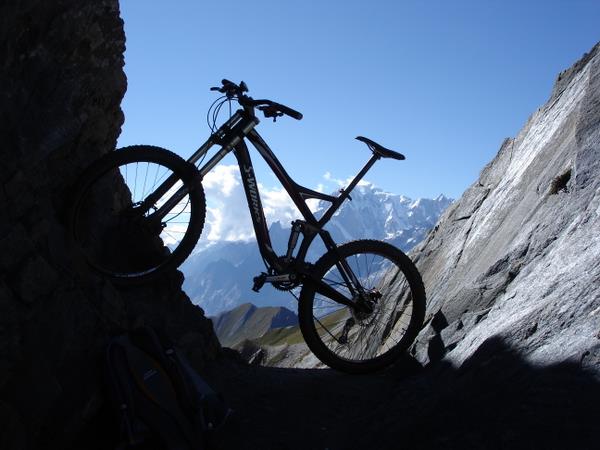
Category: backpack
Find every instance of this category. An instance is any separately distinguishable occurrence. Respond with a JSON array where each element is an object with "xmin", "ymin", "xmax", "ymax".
[{"xmin": 106, "ymin": 326, "xmax": 231, "ymax": 449}]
